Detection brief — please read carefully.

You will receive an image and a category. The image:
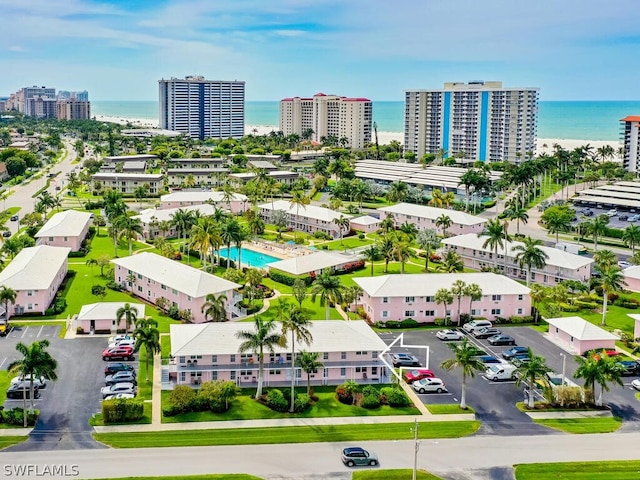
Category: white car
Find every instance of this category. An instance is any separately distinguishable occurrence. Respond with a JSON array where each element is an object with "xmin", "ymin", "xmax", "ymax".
[
  {"xmin": 436, "ymin": 329, "xmax": 464, "ymax": 341},
  {"xmin": 462, "ymin": 320, "xmax": 492, "ymax": 334},
  {"xmin": 108, "ymin": 334, "xmax": 132, "ymax": 344},
  {"xmin": 101, "ymin": 382, "xmax": 137, "ymax": 399},
  {"xmin": 11, "ymin": 374, "xmax": 47, "ymax": 389},
  {"xmin": 618, "ymin": 260, "xmax": 632, "ymax": 269},
  {"xmin": 108, "ymin": 338, "xmax": 136, "ymax": 349},
  {"xmin": 102, "ymin": 393, "xmax": 135, "ymax": 401},
  {"xmin": 412, "ymin": 378, "xmax": 447, "ymax": 394},
  {"xmin": 632, "ymin": 379, "xmax": 640, "ymax": 391}
]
